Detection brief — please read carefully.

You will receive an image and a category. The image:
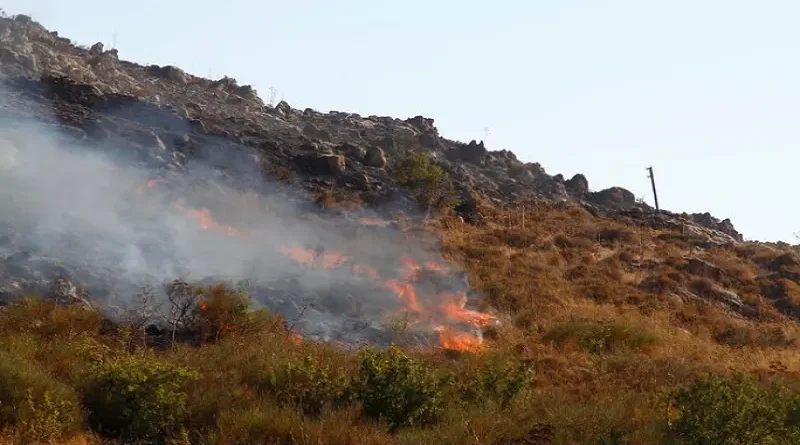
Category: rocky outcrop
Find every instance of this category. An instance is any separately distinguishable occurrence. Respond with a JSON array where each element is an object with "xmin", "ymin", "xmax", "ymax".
[
  {"xmin": 587, "ymin": 187, "xmax": 636, "ymax": 210},
  {"xmin": 0, "ymin": 13, "xmax": 744, "ymax": 242}
]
